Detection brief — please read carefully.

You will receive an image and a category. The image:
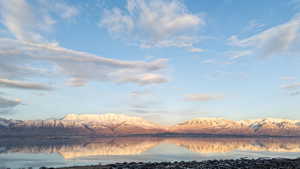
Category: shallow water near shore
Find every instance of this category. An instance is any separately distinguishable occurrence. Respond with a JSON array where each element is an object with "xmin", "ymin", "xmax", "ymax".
[{"xmin": 1, "ymin": 137, "xmax": 300, "ymax": 169}]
